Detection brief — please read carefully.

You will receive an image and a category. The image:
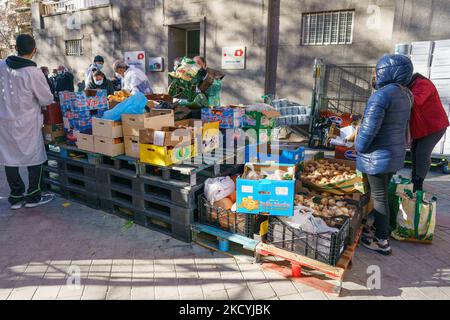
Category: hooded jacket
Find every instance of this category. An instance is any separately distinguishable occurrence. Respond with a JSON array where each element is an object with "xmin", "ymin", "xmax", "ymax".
[
  {"xmin": 408, "ymin": 73, "xmax": 449, "ymax": 140},
  {"xmin": 86, "ymin": 75, "xmax": 115, "ymax": 95},
  {"xmin": 355, "ymin": 54, "xmax": 414, "ymax": 175},
  {"xmin": 0, "ymin": 56, "xmax": 54, "ymax": 166}
]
